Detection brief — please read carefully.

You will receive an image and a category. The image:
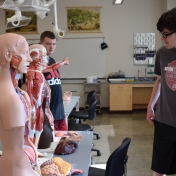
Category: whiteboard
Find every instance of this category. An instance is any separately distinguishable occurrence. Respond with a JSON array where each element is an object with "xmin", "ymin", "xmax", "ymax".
[{"xmin": 27, "ymin": 38, "xmax": 106, "ymax": 78}]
